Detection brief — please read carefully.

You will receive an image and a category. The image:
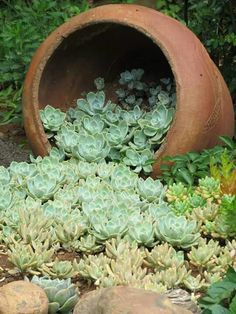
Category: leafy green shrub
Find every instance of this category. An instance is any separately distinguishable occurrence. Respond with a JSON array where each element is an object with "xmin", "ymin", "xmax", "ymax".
[
  {"xmin": 159, "ymin": 136, "xmax": 236, "ymax": 186},
  {"xmin": 0, "ymin": 0, "xmax": 88, "ymax": 86},
  {"xmin": 0, "ymin": 0, "xmax": 89, "ymax": 124},
  {"xmin": 198, "ymin": 267, "xmax": 236, "ymax": 314}
]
